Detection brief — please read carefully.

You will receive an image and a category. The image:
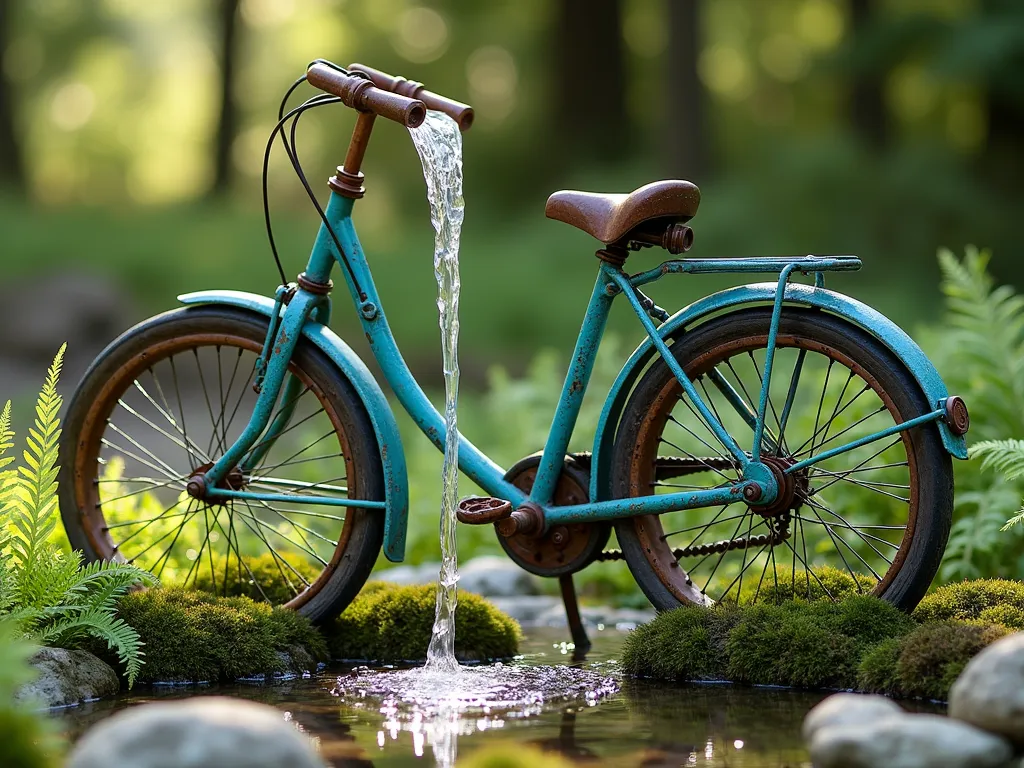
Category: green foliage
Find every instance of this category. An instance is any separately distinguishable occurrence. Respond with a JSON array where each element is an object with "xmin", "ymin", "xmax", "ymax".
[
  {"xmin": 913, "ymin": 578, "xmax": 1024, "ymax": 627},
  {"xmin": 927, "ymin": 248, "xmax": 1024, "ymax": 582},
  {"xmin": 972, "ymin": 439, "xmax": 1024, "ymax": 529},
  {"xmin": 895, "ymin": 621, "xmax": 1008, "ymax": 701},
  {"xmin": 0, "ymin": 347, "xmax": 154, "ymax": 686},
  {"xmin": 115, "ymin": 588, "xmax": 327, "ymax": 684},
  {"xmin": 325, "ymin": 583, "xmax": 520, "ymax": 662},
  {"xmin": 0, "ymin": 620, "xmax": 59, "ymax": 768},
  {"xmin": 857, "ymin": 637, "xmax": 906, "ymax": 695},
  {"xmin": 191, "ymin": 552, "xmax": 321, "ymax": 605},
  {"xmin": 620, "ymin": 605, "xmax": 739, "ymax": 682}
]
